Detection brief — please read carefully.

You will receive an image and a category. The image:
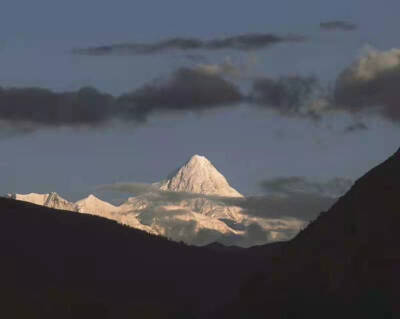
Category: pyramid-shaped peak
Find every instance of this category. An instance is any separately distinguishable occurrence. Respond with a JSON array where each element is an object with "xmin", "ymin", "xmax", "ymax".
[
  {"xmin": 184, "ymin": 154, "xmax": 215, "ymax": 169},
  {"xmin": 187, "ymin": 154, "xmax": 210, "ymax": 163},
  {"xmin": 160, "ymin": 155, "xmax": 243, "ymax": 197},
  {"xmin": 76, "ymin": 194, "xmax": 109, "ymax": 205},
  {"xmin": 75, "ymin": 194, "xmax": 118, "ymax": 216}
]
